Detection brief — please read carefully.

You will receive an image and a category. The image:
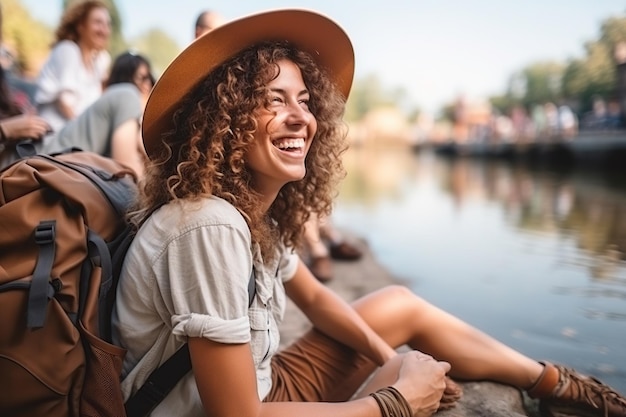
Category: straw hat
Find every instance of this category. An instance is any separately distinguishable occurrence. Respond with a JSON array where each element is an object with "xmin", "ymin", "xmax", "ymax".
[{"xmin": 142, "ymin": 8, "xmax": 355, "ymax": 159}]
